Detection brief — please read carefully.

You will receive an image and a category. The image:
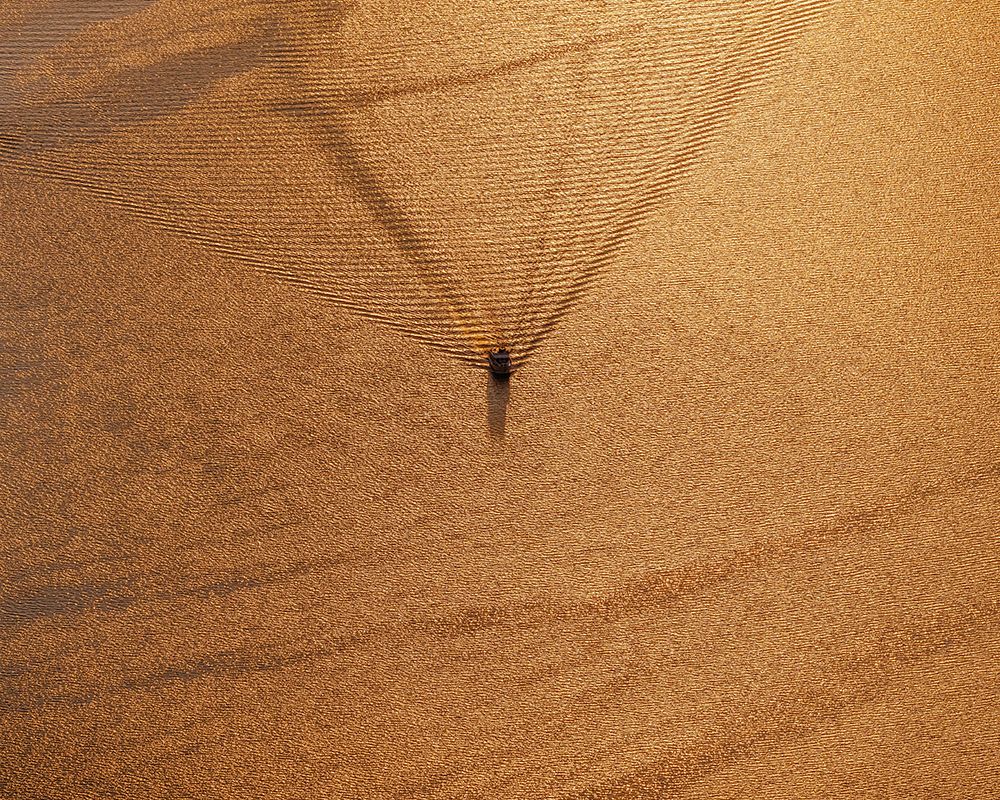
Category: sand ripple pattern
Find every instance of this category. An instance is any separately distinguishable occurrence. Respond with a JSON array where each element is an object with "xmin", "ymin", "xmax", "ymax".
[{"xmin": 0, "ymin": 0, "xmax": 830, "ymax": 367}]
